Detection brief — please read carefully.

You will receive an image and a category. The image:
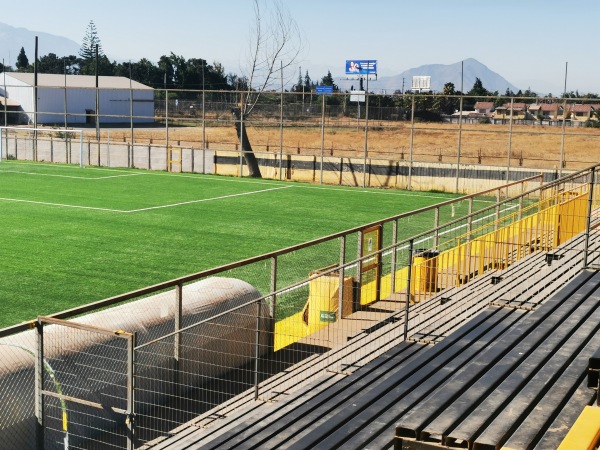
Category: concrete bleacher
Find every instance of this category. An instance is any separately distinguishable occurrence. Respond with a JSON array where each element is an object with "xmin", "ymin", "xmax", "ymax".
[{"xmin": 145, "ymin": 229, "xmax": 600, "ymax": 449}]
